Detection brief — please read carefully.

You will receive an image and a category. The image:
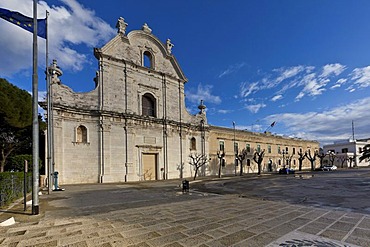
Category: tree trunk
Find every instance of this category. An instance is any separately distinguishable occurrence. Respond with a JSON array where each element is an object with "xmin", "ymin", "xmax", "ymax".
[
  {"xmin": 239, "ymin": 160, "xmax": 243, "ymax": 176},
  {"xmin": 257, "ymin": 162, "xmax": 261, "ymax": 175}
]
